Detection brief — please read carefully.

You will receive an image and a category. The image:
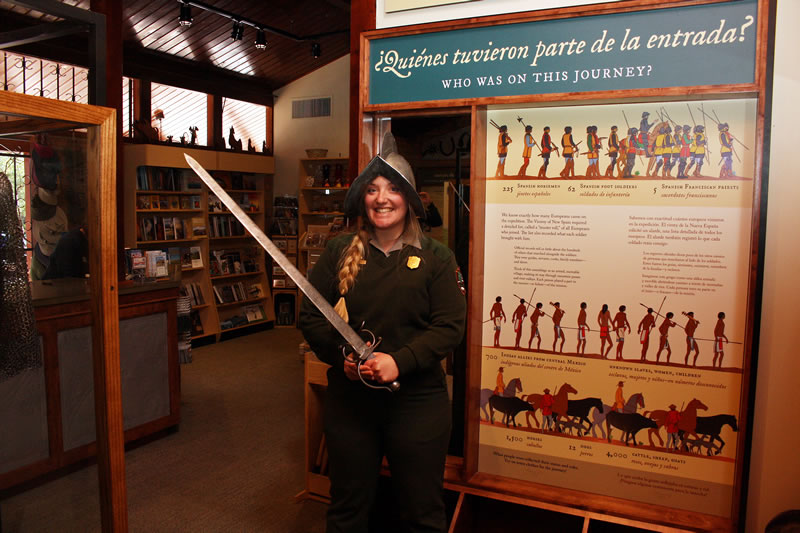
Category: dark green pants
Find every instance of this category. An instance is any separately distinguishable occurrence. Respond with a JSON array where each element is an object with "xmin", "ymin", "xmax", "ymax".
[{"xmin": 323, "ymin": 372, "xmax": 451, "ymax": 533}]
